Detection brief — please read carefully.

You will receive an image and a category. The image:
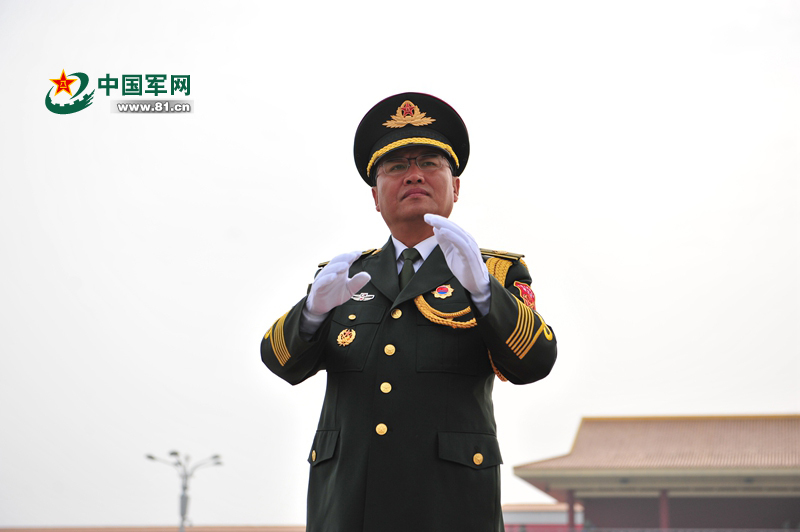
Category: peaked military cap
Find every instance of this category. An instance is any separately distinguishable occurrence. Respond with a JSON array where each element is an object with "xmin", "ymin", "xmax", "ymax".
[{"xmin": 354, "ymin": 92, "xmax": 470, "ymax": 186}]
